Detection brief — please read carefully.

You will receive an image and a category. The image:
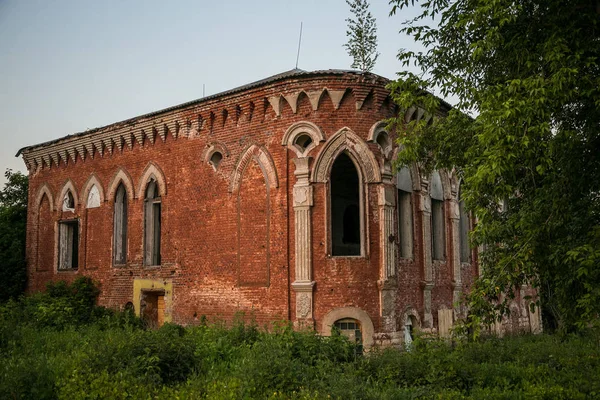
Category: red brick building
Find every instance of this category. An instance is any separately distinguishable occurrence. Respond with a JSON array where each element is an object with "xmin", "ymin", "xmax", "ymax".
[{"xmin": 18, "ymin": 70, "xmax": 540, "ymax": 346}]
